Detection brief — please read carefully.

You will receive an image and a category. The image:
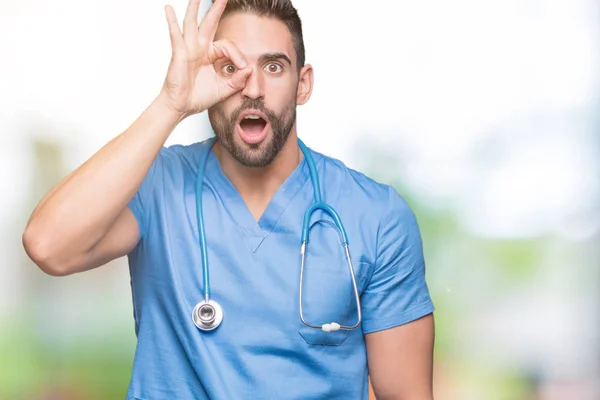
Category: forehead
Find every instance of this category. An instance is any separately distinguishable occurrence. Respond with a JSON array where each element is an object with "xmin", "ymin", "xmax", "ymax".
[{"xmin": 215, "ymin": 13, "xmax": 296, "ymax": 64}]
